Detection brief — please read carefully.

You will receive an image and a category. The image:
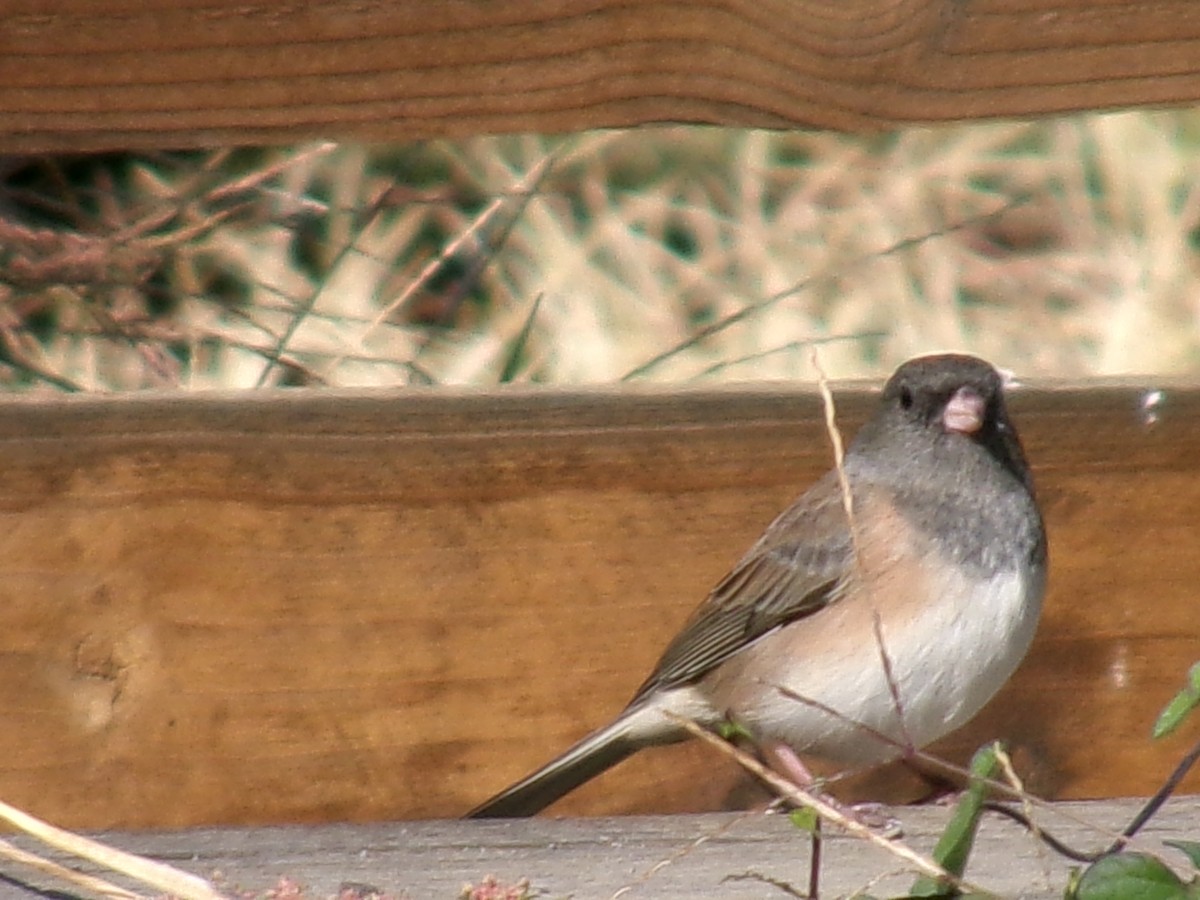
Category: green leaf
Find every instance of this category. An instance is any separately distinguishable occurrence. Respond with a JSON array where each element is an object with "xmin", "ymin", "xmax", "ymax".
[
  {"xmin": 1071, "ymin": 852, "xmax": 1189, "ymax": 900},
  {"xmin": 907, "ymin": 742, "xmax": 1002, "ymax": 897},
  {"xmin": 788, "ymin": 806, "xmax": 819, "ymax": 834},
  {"xmin": 1165, "ymin": 840, "xmax": 1200, "ymax": 869},
  {"xmin": 716, "ymin": 719, "xmax": 755, "ymax": 742},
  {"xmin": 498, "ymin": 292, "xmax": 543, "ymax": 384},
  {"xmin": 1152, "ymin": 661, "xmax": 1200, "ymax": 739}
]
